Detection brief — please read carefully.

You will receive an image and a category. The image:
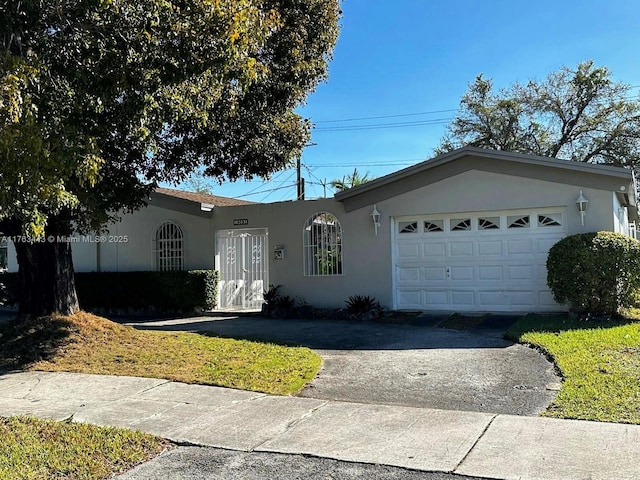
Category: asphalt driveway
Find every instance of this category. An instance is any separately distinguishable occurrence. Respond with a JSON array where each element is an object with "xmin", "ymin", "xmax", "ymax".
[{"xmin": 125, "ymin": 315, "xmax": 560, "ymax": 416}]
